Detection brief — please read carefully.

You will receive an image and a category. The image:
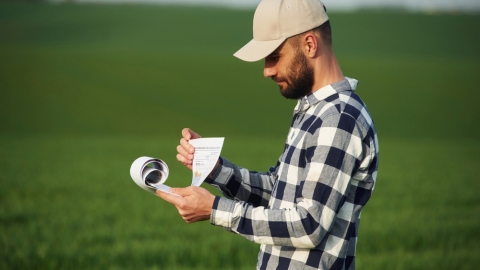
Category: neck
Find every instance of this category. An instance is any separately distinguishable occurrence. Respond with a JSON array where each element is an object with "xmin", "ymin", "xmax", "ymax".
[{"xmin": 311, "ymin": 49, "xmax": 344, "ymax": 92}]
